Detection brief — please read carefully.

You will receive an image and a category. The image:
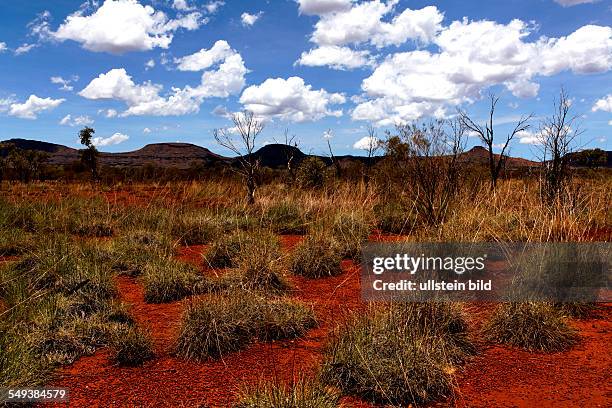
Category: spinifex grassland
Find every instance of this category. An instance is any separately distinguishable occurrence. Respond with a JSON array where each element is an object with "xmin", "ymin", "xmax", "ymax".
[{"xmin": 0, "ymin": 176, "xmax": 610, "ymax": 407}]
